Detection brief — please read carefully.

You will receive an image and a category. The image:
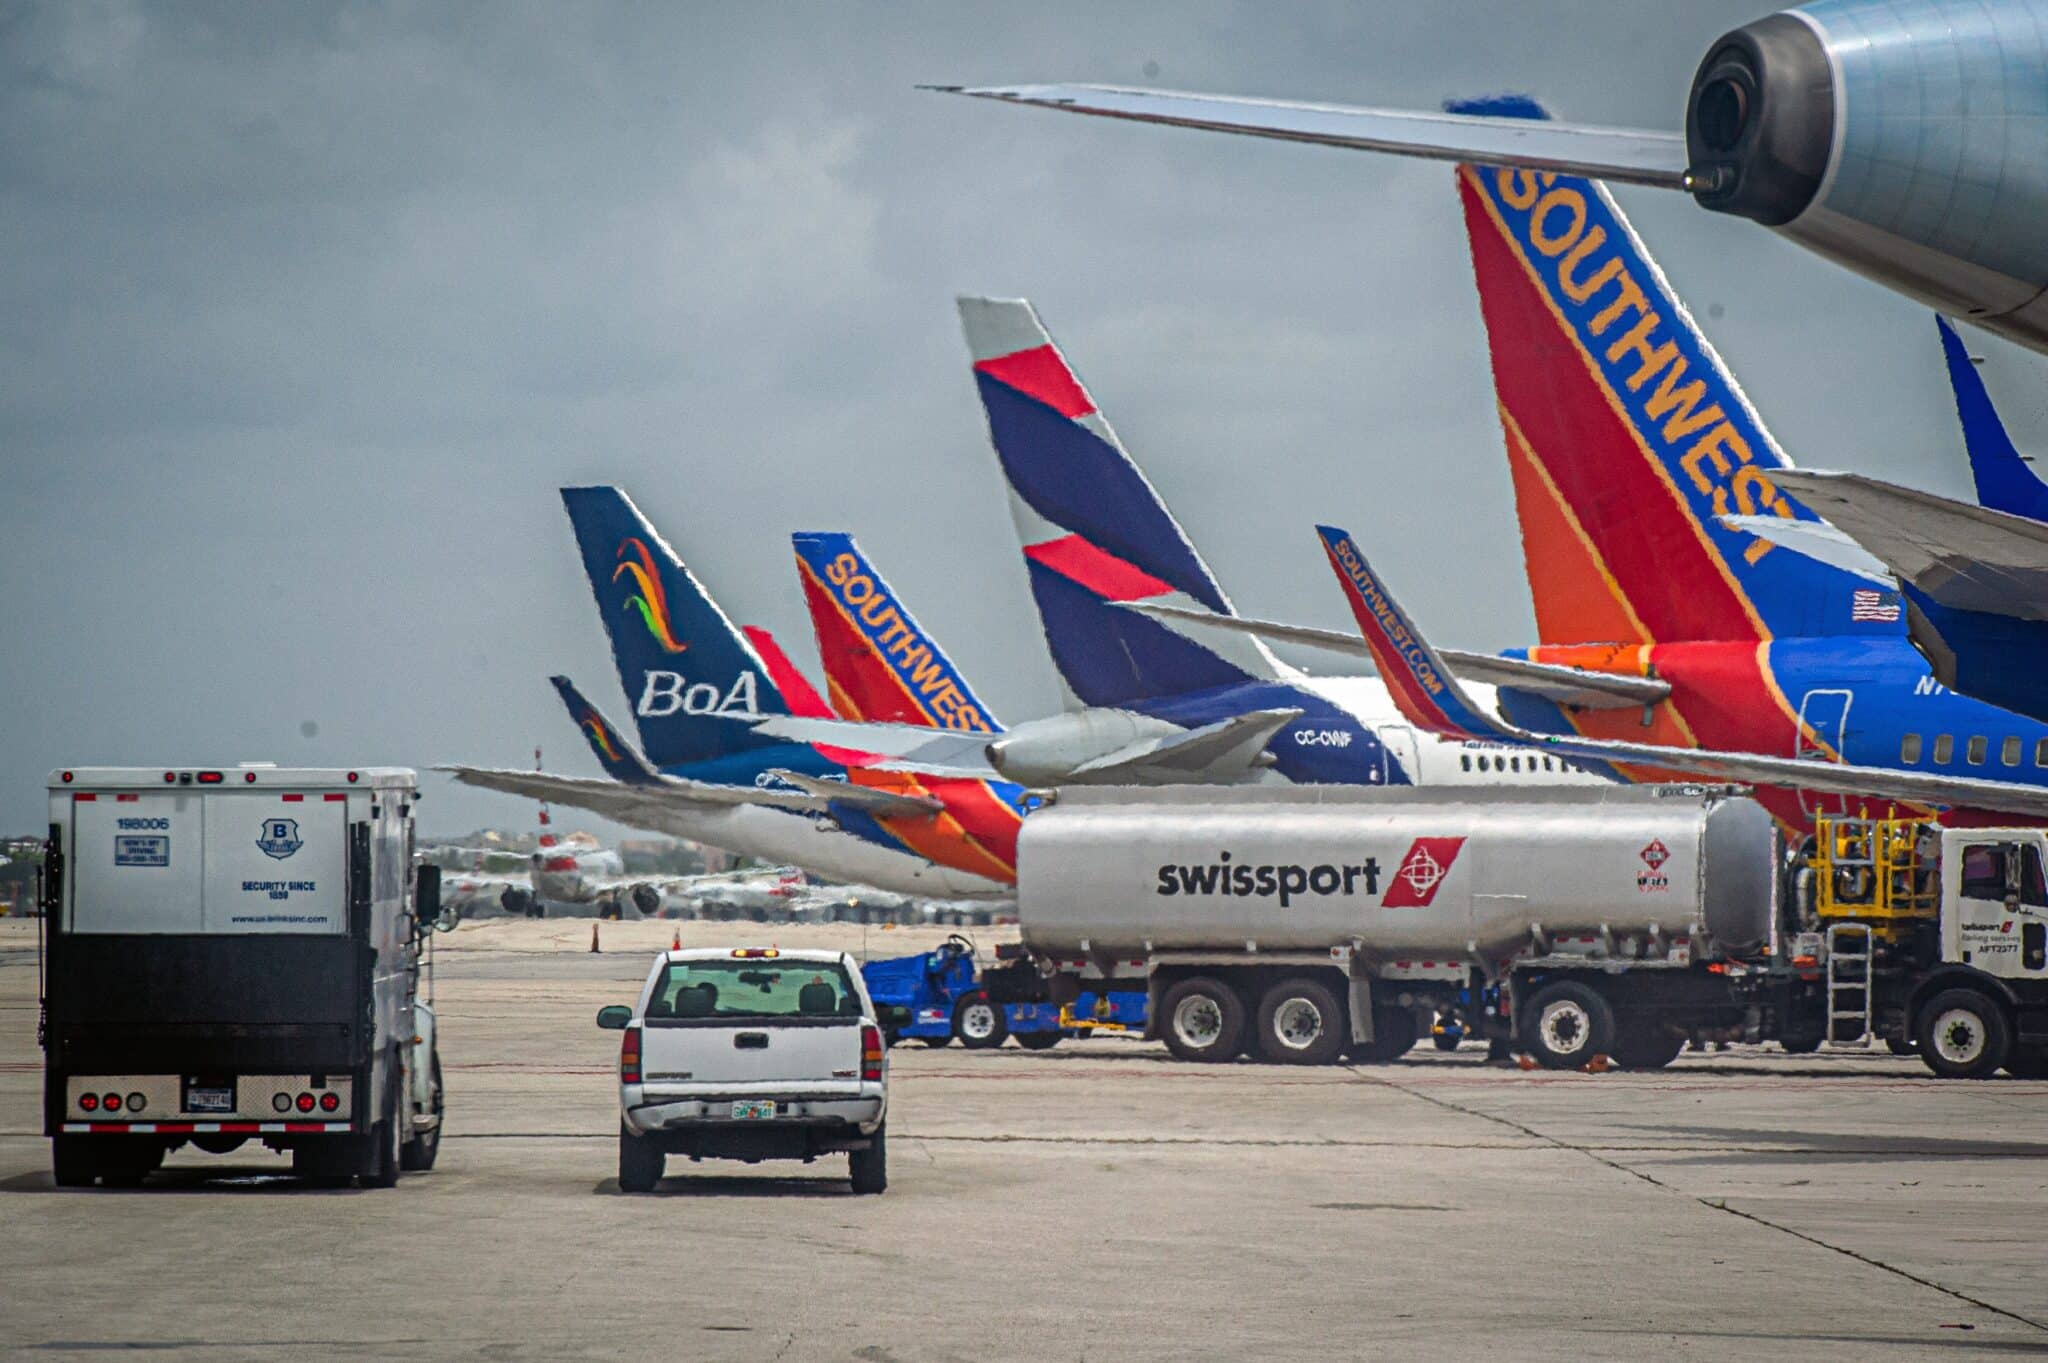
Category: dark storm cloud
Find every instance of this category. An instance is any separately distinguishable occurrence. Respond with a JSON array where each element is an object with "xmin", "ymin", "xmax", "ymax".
[{"xmin": 2, "ymin": 1, "xmax": 2031, "ymax": 834}]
